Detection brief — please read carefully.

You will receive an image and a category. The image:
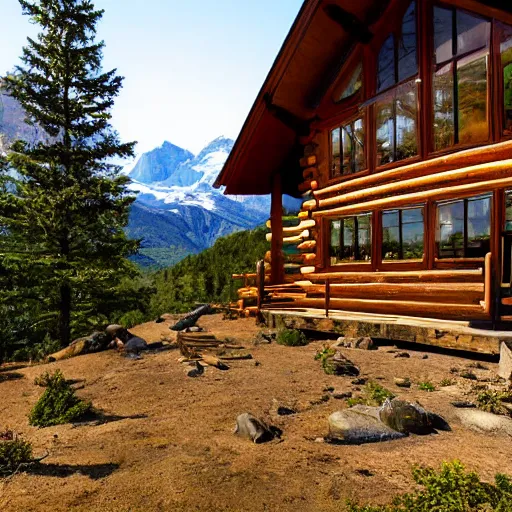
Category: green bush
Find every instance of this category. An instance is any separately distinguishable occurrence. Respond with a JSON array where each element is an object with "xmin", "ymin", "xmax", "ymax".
[
  {"xmin": 477, "ymin": 389, "xmax": 512, "ymax": 416},
  {"xmin": 347, "ymin": 381, "xmax": 395, "ymax": 407},
  {"xmin": 0, "ymin": 430, "xmax": 33, "ymax": 475},
  {"xmin": 315, "ymin": 345, "xmax": 336, "ymax": 373},
  {"xmin": 11, "ymin": 334, "xmax": 60, "ymax": 363},
  {"xmin": 276, "ymin": 329, "xmax": 308, "ymax": 347},
  {"xmin": 118, "ymin": 309, "xmax": 147, "ymax": 329},
  {"xmin": 29, "ymin": 370, "xmax": 92, "ymax": 427},
  {"xmin": 418, "ymin": 381, "xmax": 436, "ymax": 392},
  {"xmin": 440, "ymin": 378, "xmax": 455, "ymax": 387},
  {"xmin": 347, "ymin": 461, "xmax": 512, "ymax": 512}
]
